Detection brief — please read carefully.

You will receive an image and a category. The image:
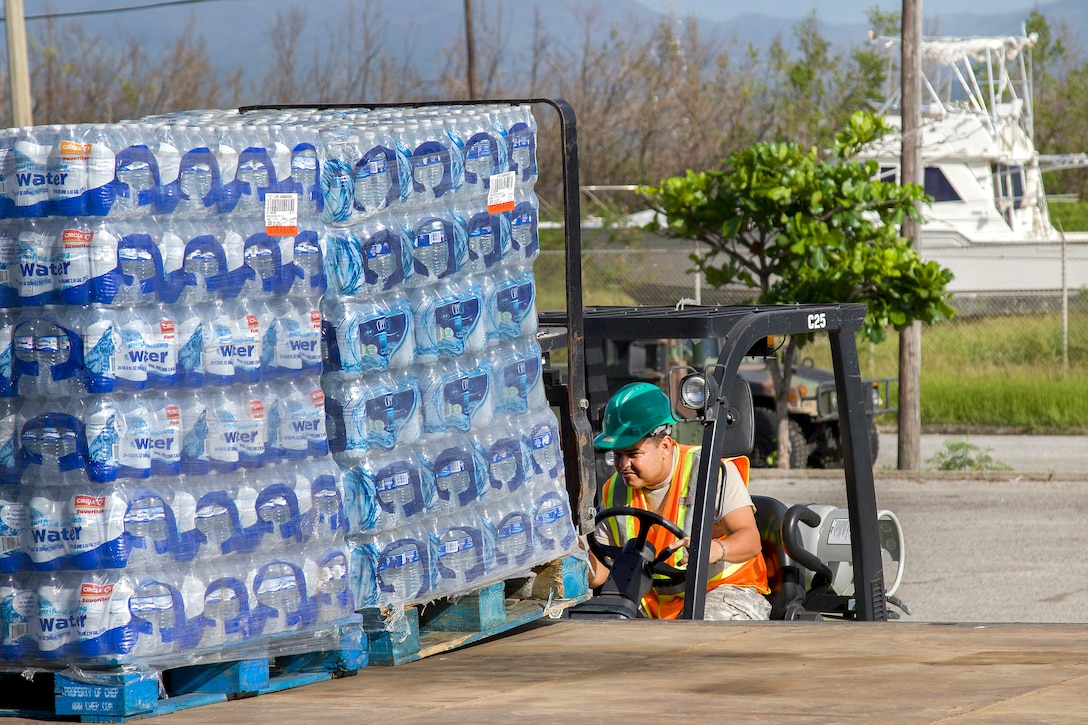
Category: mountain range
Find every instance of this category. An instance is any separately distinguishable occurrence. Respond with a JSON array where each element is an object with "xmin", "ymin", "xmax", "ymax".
[{"xmin": 10, "ymin": 0, "xmax": 1088, "ymax": 103}]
